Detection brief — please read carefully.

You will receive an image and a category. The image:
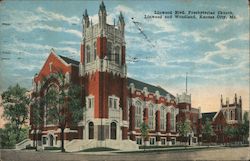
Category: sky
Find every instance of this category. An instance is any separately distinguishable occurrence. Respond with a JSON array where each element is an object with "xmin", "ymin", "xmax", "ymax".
[{"xmin": 0, "ymin": 0, "xmax": 249, "ymax": 127}]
